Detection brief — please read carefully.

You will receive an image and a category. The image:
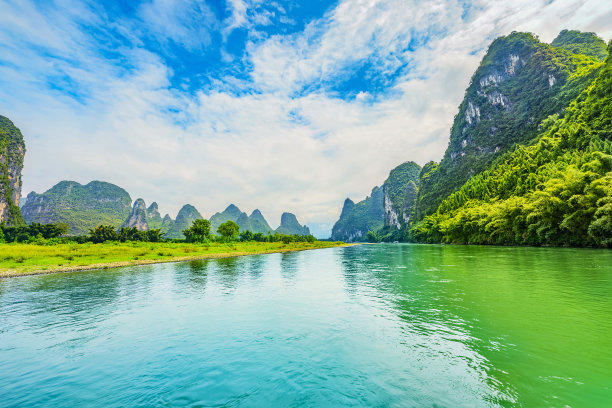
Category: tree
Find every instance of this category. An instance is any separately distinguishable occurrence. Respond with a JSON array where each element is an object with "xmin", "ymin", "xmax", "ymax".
[
  {"xmin": 146, "ymin": 229, "xmax": 164, "ymax": 242},
  {"xmin": 366, "ymin": 230, "xmax": 380, "ymax": 243},
  {"xmin": 183, "ymin": 219, "xmax": 211, "ymax": 243},
  {"xmin": 88, "ymin": 225, "xmax": 118, "ymax": 243},
  {"xmin": 217, "ymin": 220, "xmax": 239, "ymax": 242},
  {"xmin": 240, "ymin": 230, "xmax": 254, "ymax": 242}
]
